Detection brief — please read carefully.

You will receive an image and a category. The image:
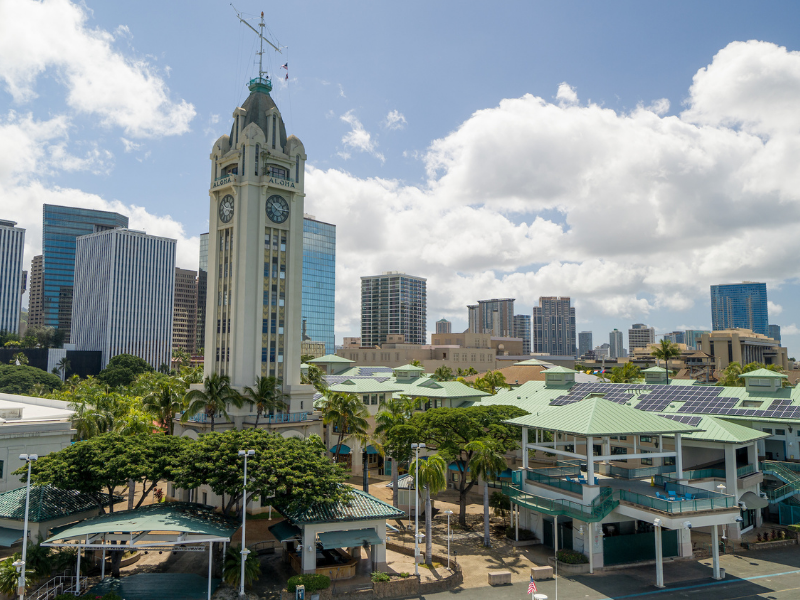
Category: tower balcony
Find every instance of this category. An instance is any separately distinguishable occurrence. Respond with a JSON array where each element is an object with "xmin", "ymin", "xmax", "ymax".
[{"xmin": 212, "ymin": 173, "xmax": 237, "ymax": 191}]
